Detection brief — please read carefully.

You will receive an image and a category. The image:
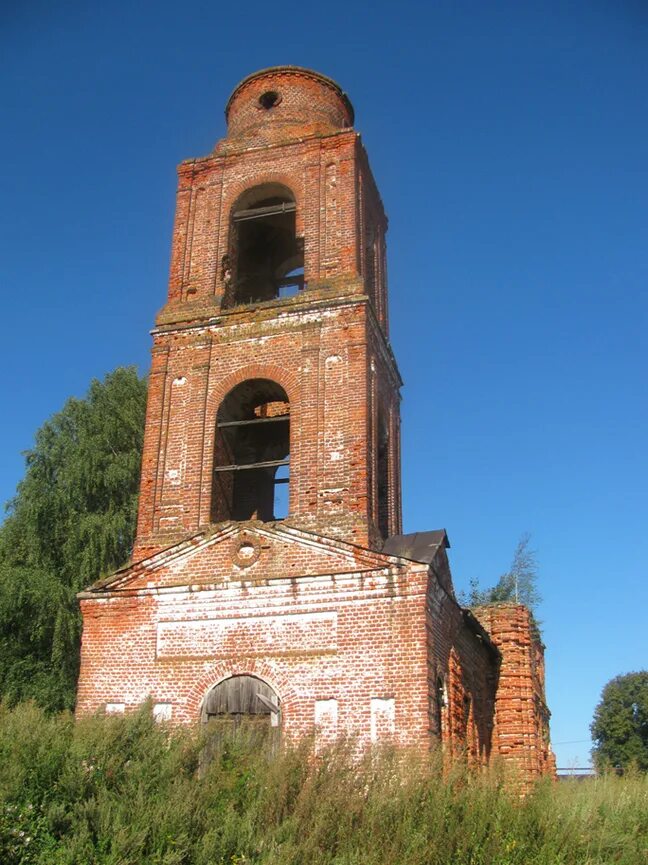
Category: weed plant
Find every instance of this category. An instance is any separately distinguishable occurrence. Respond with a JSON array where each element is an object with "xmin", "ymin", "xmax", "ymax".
[{"xmin": 0, "ymin": 701, "xmax": 646, "ymax": 864}]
